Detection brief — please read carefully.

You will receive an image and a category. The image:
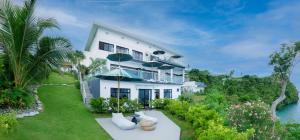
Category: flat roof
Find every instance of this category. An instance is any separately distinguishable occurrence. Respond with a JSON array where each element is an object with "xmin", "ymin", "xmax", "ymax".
[{"xmin": 84, "ymin": 22, "xmax": 183, "ymax": 57}]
